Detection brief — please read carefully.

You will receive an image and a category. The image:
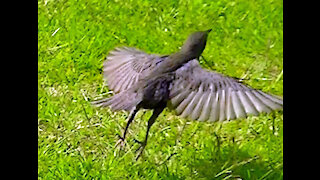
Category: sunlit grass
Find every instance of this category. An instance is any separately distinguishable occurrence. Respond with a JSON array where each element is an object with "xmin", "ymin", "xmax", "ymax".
[{"xmin": 38, "ymin": 0, "xmax": 283, "ymax": 179}]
